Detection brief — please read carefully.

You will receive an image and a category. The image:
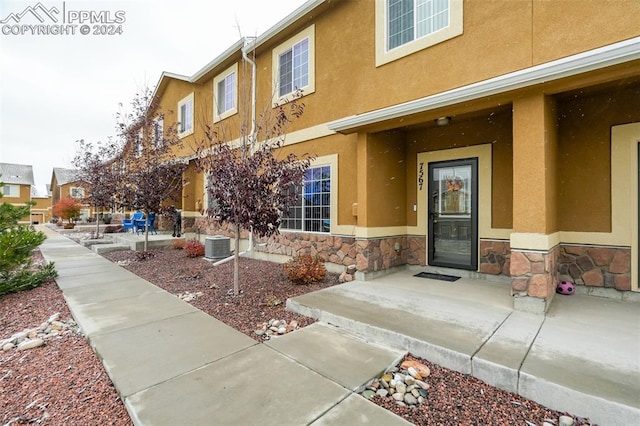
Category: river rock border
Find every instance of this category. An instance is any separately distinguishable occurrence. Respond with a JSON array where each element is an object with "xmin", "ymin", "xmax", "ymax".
[{"xmin": 1, "ymin": 313, "xmax": 81, "ymax": 351}]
